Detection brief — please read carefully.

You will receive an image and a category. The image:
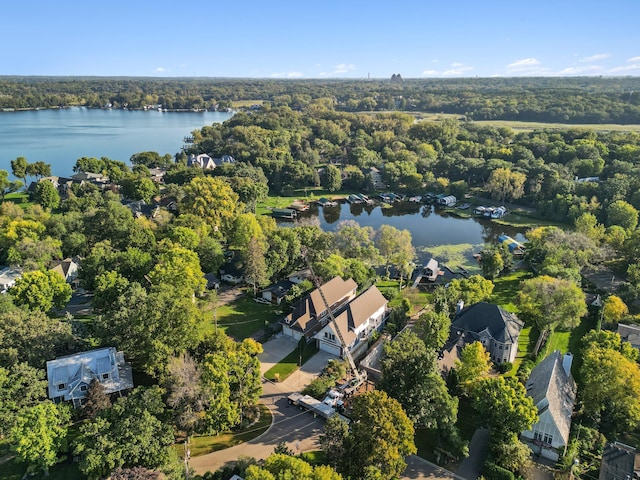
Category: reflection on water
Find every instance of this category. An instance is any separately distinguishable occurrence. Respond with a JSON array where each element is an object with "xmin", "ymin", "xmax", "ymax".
[{"xmin": 282, "ymin": 201, "xmax": 527, "ymax": 262}]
